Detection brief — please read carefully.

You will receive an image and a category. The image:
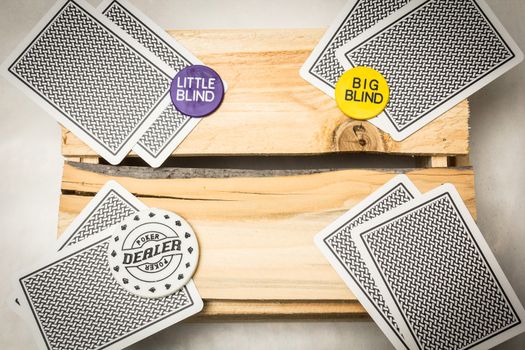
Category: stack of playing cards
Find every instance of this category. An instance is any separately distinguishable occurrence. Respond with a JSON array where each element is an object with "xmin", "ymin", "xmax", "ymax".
[
  {"xmin": 11, "ymin": 181, "xmax": 203, "ymax": 350},
  {"xmin": 301, "ymin": 0, "xmax": 523, "ymax": 140},
  {"xmin": 1, "ymin": 0, "xmax": 221, "ymax": 167},
  {"xmin": 315, "ymin": 175, "xmax": 525, "ymax": 349}
]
